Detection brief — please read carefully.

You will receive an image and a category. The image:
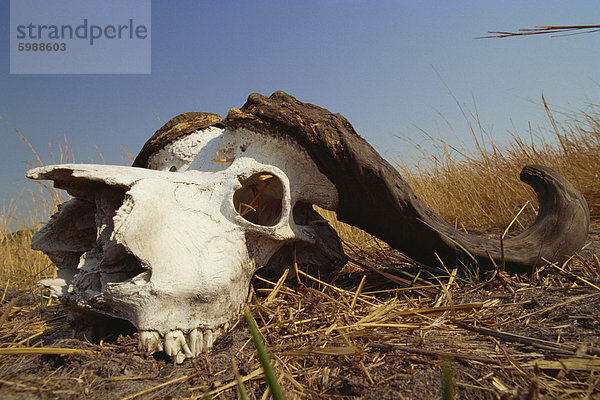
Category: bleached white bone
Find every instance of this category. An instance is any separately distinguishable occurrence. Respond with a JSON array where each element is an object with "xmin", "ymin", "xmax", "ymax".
[{"xmin": 29, "ymin": 126, "xmax": 343, "ymax": 363}]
